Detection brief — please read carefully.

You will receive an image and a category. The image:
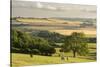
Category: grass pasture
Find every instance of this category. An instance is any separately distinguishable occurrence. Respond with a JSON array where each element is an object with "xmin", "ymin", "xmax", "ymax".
[
  {"xmin": 12, "ymin": 53, "xmax": 95, "ymax": 67},
  {"xmin": 11, "ymin": 43, "xmax": 96, "ymax": 67}
]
